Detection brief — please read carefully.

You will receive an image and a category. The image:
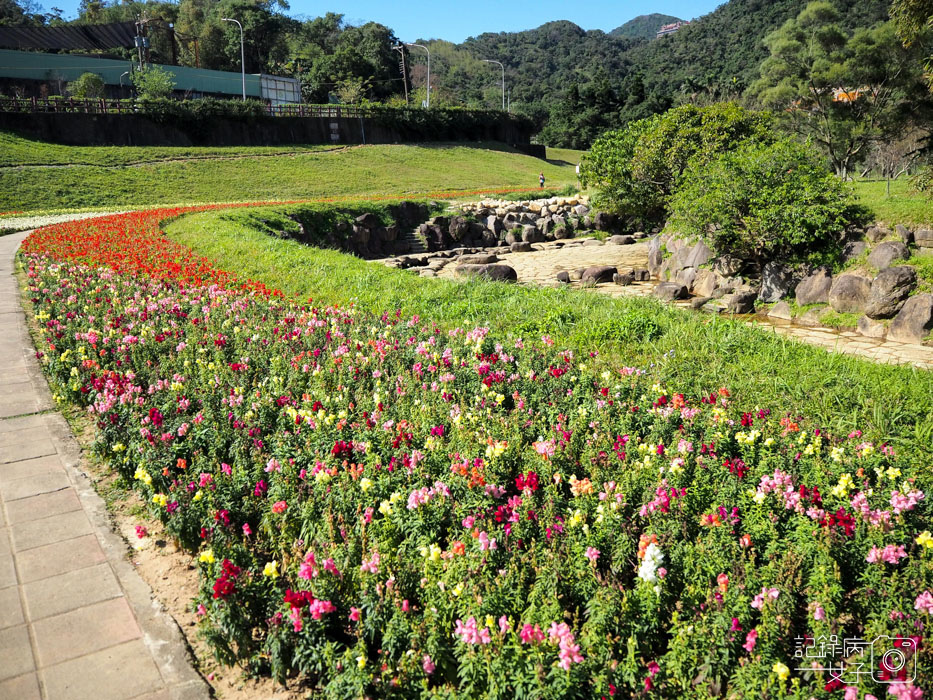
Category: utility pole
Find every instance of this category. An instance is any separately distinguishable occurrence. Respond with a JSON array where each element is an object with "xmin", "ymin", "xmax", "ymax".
[
  {"xmin": 221, "ymin": 17, "xmax": 246, "ymax": 101},
  {"xmin": 405, "ymin": 43, "xmax": 430, "ymax": 108},
  {"xmin": 482, "ymin": 59, "xmax": 505, "ymax": 111},
  {"xmin": 393, "ymin": 45, "xmax": 409, "ymax": 105}
]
